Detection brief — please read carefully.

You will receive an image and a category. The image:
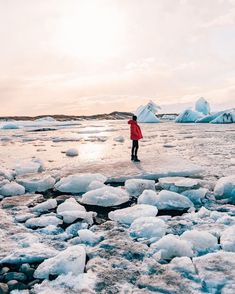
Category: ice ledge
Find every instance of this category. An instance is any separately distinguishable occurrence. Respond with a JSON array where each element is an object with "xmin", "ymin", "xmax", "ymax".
[{"xmin": 59, "ymin": 155, "xmax": 204, "ymax": 183}]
